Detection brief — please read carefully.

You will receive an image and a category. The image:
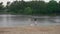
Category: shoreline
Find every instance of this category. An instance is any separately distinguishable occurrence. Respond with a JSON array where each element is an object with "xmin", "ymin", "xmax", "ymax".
[{"xmin": 0, "ymin": 25, "xmax": 60, "ymax": 34}]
